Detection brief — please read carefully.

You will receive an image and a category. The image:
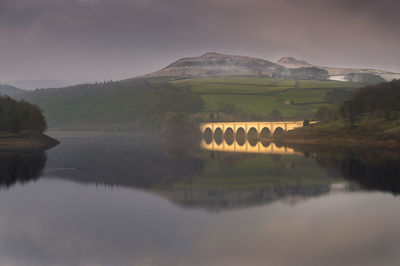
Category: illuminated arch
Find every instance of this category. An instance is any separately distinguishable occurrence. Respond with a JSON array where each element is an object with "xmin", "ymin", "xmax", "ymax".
[
  {"xmin": 224, "ymin": 127, "xmax": 234, "ymax": 145},
  {"xmin": 247, "ymin": 127, "xmax": 259, "ymax": 146},
  {"xmin": 260, "ymin": 127, "xmax": 271, "ymax": 139},
  {"xmin": 203, "ymin": 128, "xmax": 213, "ymax": 144},
  {"xmin": 236, "ymin": 127, "xmax": 246, "ymax": 146},
  {"xmin": 273, "ymin": 127, "xmax": 284, "ymax": 138},
  {"xmin": 214, "ymin": 127, "xmax": 223, "ymax": 145}
]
